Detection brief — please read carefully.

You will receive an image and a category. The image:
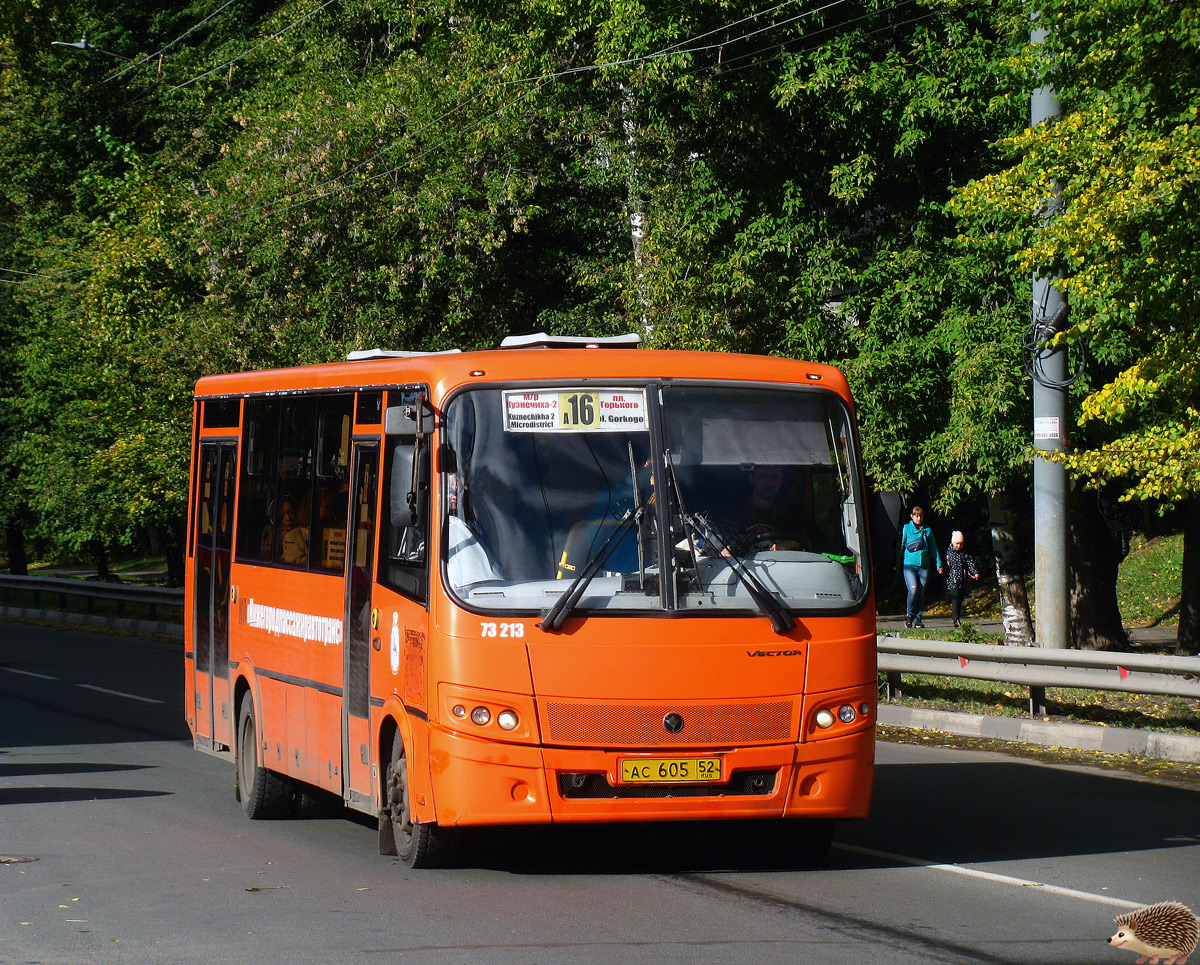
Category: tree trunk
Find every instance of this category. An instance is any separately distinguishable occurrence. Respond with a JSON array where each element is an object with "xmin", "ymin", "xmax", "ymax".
[
  {"xmin": 987, "ymin": 489, "xmax": 1034, "ymax": 646},
  {"xmin": 1068, "ymin": 488, "xmax": 1129, "ymax": 651},
  {"xmin": 6, "ymin": 524, "xmax": 28, "ymax": 576},
  {"xmin": 1178, "ymin": 496, "xmax": 1200, "ymax": 656},
  {"xmin": 92, "ymin": 540, "xmax": 112, "ymax": 582}
]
